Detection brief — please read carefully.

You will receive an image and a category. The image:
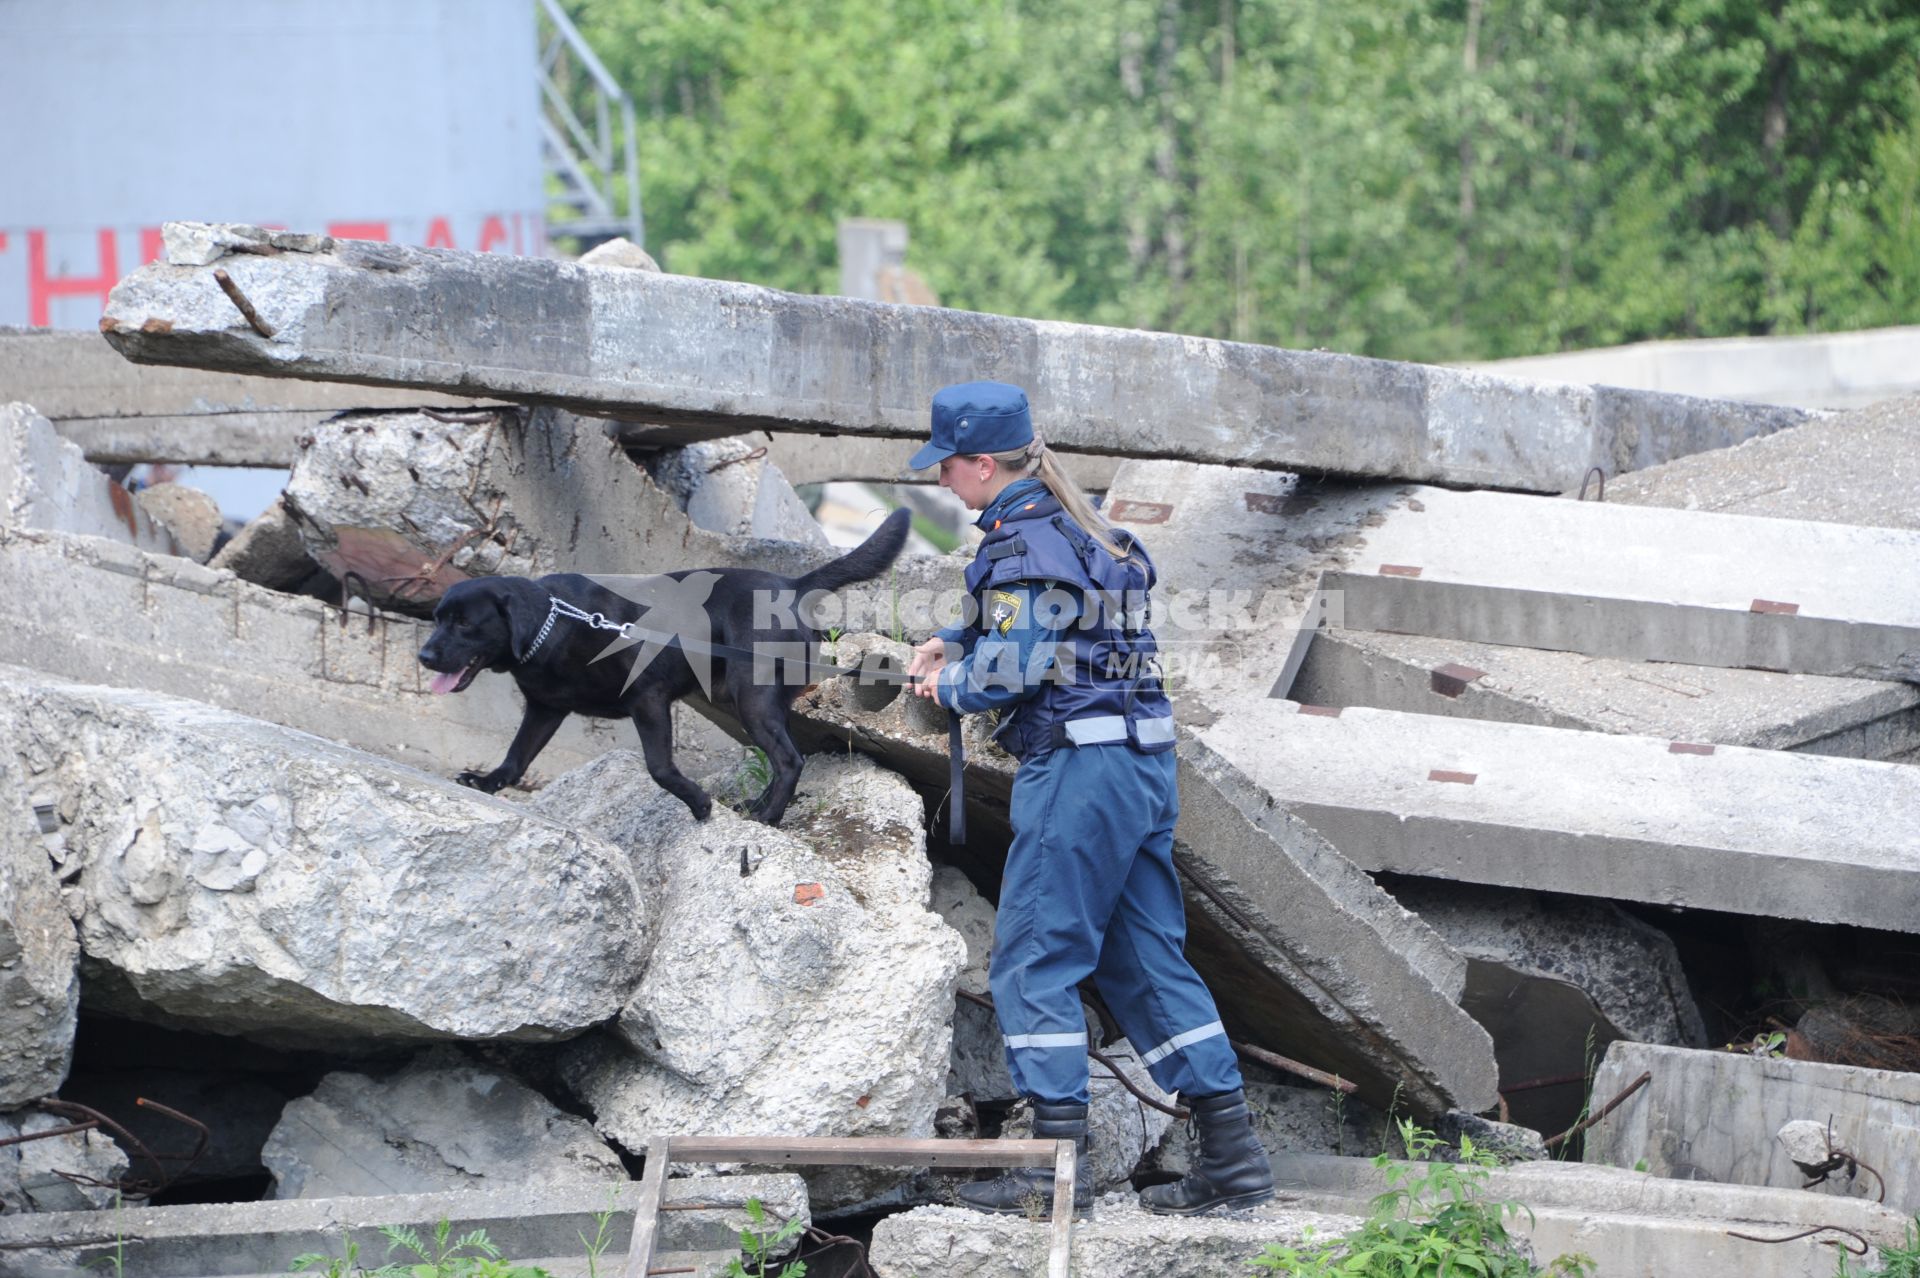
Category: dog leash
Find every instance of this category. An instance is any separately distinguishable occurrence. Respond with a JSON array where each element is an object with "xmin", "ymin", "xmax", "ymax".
[{"xmin": 527, "ymin": 597, "xmax": 968, "ymax": 844}]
